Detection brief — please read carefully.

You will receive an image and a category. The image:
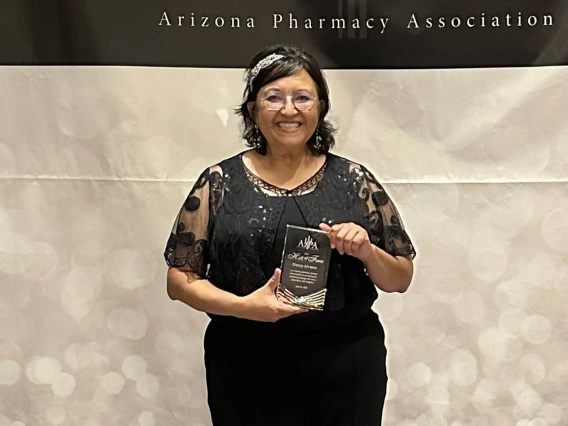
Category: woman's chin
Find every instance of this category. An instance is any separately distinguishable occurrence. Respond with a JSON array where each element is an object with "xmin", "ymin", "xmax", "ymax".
[
  {"xmin": 270, "ymin": 132, "xmax": 311, "ymax": 145},
  {"xmin": 271, "ymin": 138, "xmax": 310, "ymax": 149}
]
